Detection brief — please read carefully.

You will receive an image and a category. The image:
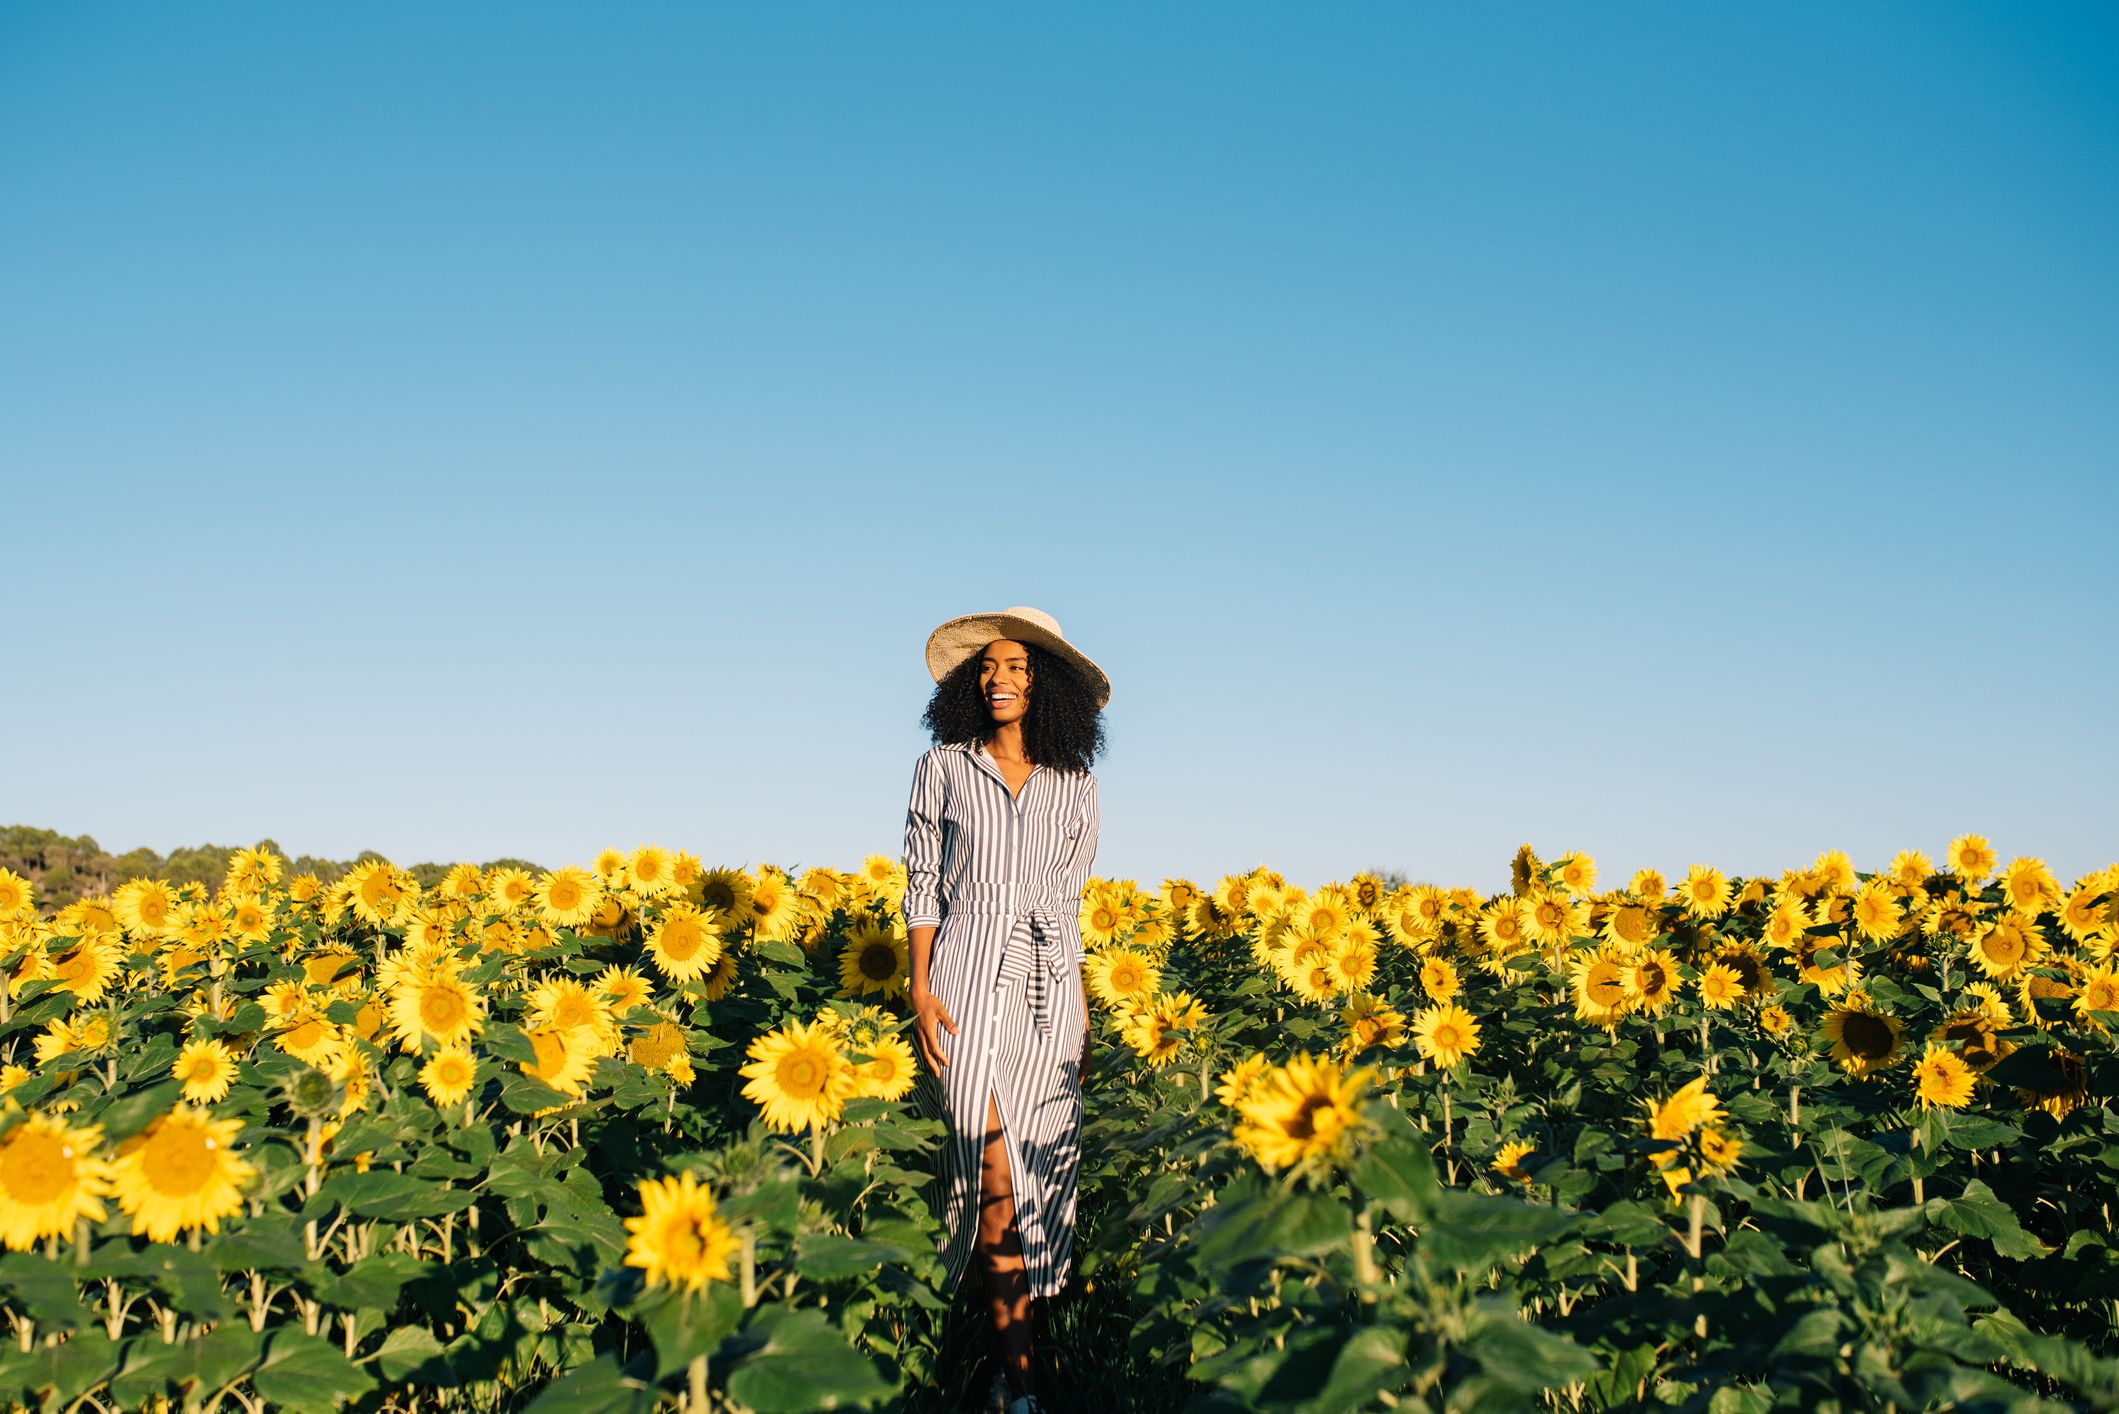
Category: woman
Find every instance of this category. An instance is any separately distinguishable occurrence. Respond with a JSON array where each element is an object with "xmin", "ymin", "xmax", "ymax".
[{"xmin": 901, "ymin": 605, "xmax": 1109, "ymax": 1414}]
